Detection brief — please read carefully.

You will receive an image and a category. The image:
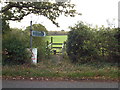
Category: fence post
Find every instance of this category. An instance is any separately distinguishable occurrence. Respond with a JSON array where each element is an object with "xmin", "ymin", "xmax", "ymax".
[
  {"xmin": 64, "ymin": 41, "xmax": 66, "ymax": 50},
  {"xmin": 47, "ymin": 41, "xmax": 49, "ymax": 47},
  {"xmin": 51, "ymin": 37, "xmax": 53, "ymax": 50}
]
